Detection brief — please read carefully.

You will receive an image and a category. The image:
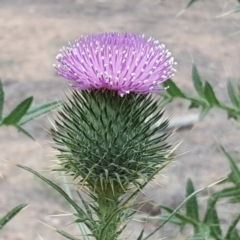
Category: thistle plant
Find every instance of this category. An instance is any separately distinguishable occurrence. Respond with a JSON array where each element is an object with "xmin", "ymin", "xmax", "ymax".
[
  {"xmin": 161, "ymin": 64, "xmax": 240, "ymax": 121},
  {"xmin": 19, "ymin": 32, "xmax": 177, "ymax": 239},
  {"xmin": 183, "ymin": 0, "xmax": 240, "ymax": 14},
  {"xmin": 0, "ymin": 79, "xmax": 60, "ymax": 139},
  {"xmin": 0, "ymin": 78, "xmax": 60, "ymax": 231}
]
